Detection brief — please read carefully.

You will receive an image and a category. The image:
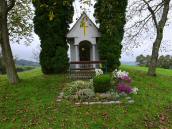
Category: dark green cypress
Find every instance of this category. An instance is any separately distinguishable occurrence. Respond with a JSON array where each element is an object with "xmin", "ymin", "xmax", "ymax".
[
  {"xmin": 94, "ymin": 0, "xmax": 128, "ymax": 71},
  {"xmin": 33, "ymin": 0, "xmax": 74, "ymax": 74}
]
